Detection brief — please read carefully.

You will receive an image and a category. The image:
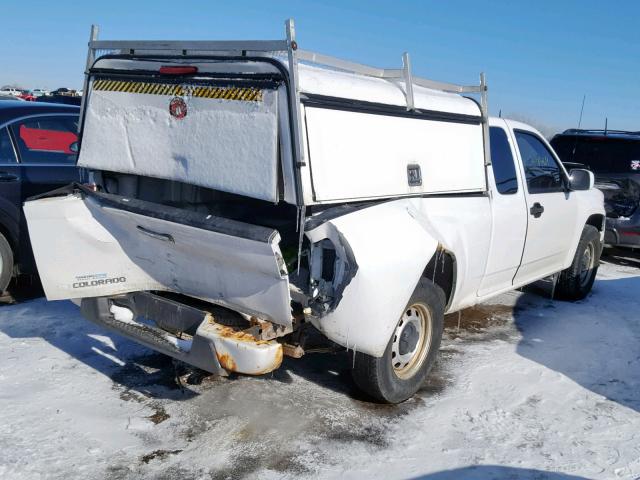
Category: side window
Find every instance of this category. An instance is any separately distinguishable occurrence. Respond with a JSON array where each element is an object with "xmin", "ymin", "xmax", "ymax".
[
  {"xmin": 515, "ymin": 131, "xmax": 564, "ymax": 194},
  {"xmin": 10, "ymin": 116, "xmax": 78, "ymax": 164},
  {"xmin": 489, "ymin": 127, "xmax": 518, "ymax": 194},
  {"xmin": 0, "ymin": 128, "xmax": 17, "ymax": 163}
]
